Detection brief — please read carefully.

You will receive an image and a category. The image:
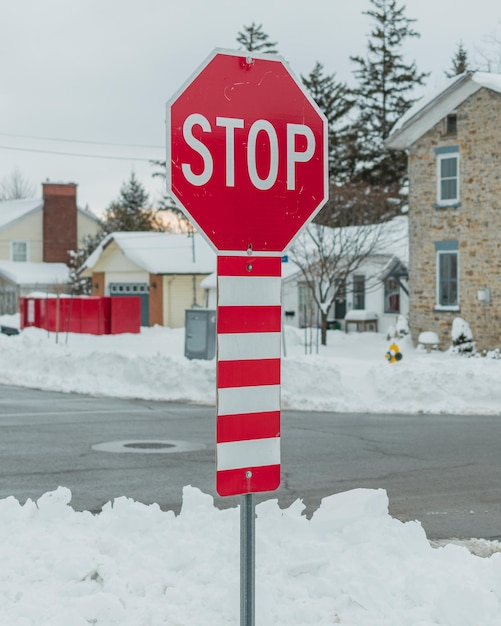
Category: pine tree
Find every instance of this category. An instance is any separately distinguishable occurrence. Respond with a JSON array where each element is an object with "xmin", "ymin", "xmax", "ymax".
[
  {"xmin": 301, "ymin": 62, "xmax": 354, "ymax": 183},
  {"xmin": 446, "ymin": 42, "xmax": 470, "ymax": 77},
  {"xmin": 67, "ymin": 231, "xmax": 104, "ymax": 294},
  {"xmin": 67, "ymin": 172, "xmax": 163, "ymax": 294},
  {"xmin": 350, "ymin": 0, "xmax": 428, "ymax": 187},
  {"xmin": 103, "ymin": 171, "xmax": 162, "ymax": 233},
  {"xmin": 236, "ymin": 23, "xmax": 278, "ymax": 54}
]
